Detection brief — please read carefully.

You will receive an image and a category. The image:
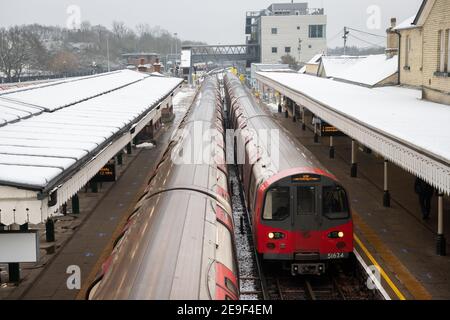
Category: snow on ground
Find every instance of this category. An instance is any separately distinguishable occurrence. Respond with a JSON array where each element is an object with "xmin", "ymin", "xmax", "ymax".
[{"xmin": 257, "ymin": 72, "xmax": 450, "ymax": 162}]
